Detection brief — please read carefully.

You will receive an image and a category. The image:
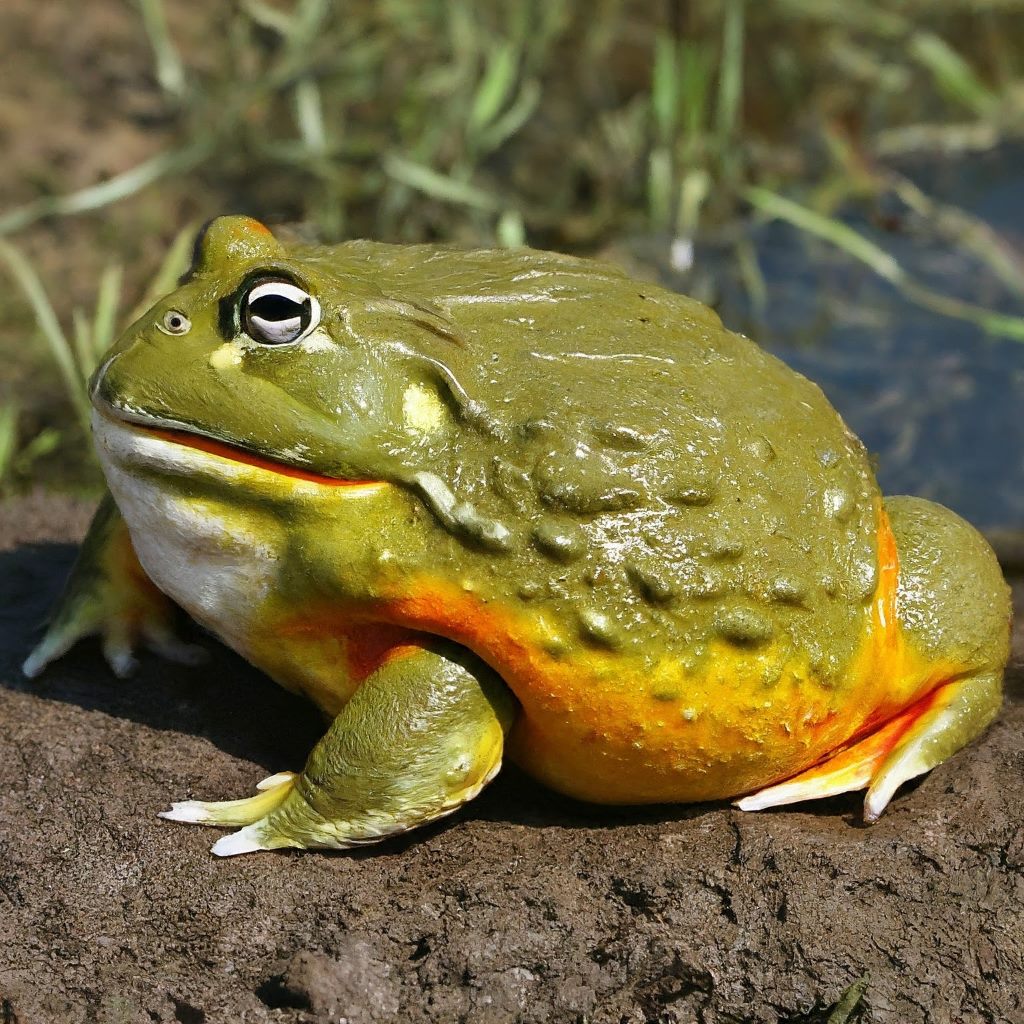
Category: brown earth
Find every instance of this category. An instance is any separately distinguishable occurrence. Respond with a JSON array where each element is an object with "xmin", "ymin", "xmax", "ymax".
[{"xmin": 1, "ymin": 493, "xmax": 1023, "ymax": 1024}]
